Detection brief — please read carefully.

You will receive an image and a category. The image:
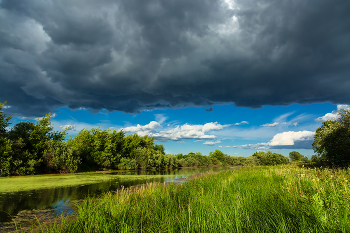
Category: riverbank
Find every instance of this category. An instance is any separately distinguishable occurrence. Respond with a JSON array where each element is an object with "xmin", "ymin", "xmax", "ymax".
[
  {"xmin": 0, "ymin": 172, "xmax": 172, "ymax": 194},
  {"xmin": 39, "ymin": 165, "xmax": 350, "ymax": 232},
  {"xmin": 0, "ymin": 166, "xmax": 230, "ymax": 193},
  {"xmin": 0, "ymin": 167, "xmax": 234, "ymax": 232}
]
